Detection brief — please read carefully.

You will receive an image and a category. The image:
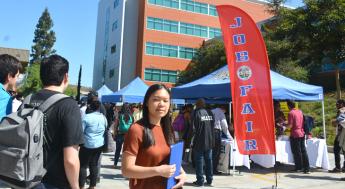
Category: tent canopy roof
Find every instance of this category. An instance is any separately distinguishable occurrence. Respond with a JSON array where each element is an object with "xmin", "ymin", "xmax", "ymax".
[{"xmin": 172, "ymin": 65, "xmax": 323, "ymax": 101}]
